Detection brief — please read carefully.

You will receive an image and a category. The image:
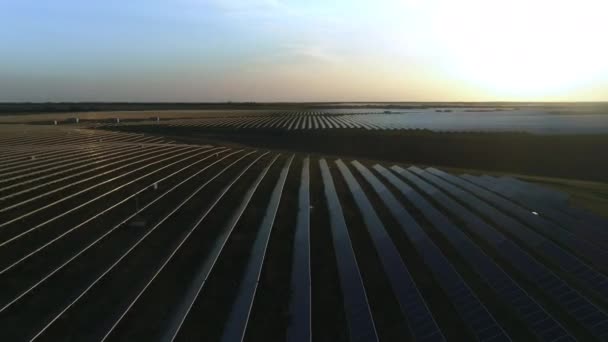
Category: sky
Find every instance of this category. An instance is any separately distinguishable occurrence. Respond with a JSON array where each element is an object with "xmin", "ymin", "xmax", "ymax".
[{"xmin": 1, "ymin": 0, "xmax": 607, "ymax": 102}]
